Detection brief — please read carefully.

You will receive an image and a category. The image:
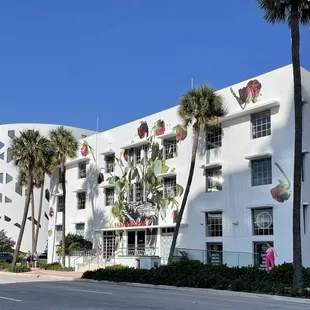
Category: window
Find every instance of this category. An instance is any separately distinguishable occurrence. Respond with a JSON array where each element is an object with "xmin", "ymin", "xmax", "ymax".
[
  {"xmin": 206, "ymin": 212, "xmax": 223, "ymax": 237},
  {"xmin": 251, "ymin": 158, "xmax": 272, "ymax": 186},
  {"xmin": 302, "ymin": 153, "xmax": 306, "ymax": 182},
  {"xmin": 252, "ymin": 208, "xmax": 273, "ymax": 236},
  {"xmin": 0, "ymin": 173, "xmax": 3, "ymax": 183},
  {"xmin": 164, "ymin": 177, "xmax": 176, "ymax": 198},
  {"xmin": 135, "ymin": 182, "xmax": 142, "ymax": 203},
  {"xmin": 105, "ymin": 188, "xmax": 115, "ymax": 206},
  {"xmin": 15, "ymin": 183, "xmax": 22, "ymax": 196},
  {"xmin": 8, "ymin": 130, "xmax": 15, "ymax": 139},
  {"xmin": 161, "ymin": 227, "xmax": 175, "ymax": 234},
  {"xmin": 55, "ymin": 225, "xmax": 62, "ymax": 242},
  {"xmin": 45, "ymin": 189, "xmax": 50, "ymax": 202},
  {"xmin": 304, "ymin": 205, "xmax": 308, "ymax": 234},
  {"xmin": 77, "ymin": 192, "xmax": 86, "ymax": 210},
  {"xmin": 164, "ymin": 138, "xmax": 177, "ymax": 160},
  {"xmin": 128, "ymin": 183, "xmax": 143, "ymax": 203},
  {"xmin": 251, "ymin": 110, "xmax": 271, "ymax": 139},
  {"xmin": 206, "ymin": 127, "xmax": 222, "ymax": 150},
  {"xmin": 58, "ymin": 168, "xmax": 62, "ymax": 183},
  {"xmin": 78, "ymin": 161, "xmax": 87, "ymax": 179},
  {"xmin": 206, "ymin": 168, "xmax": 223, "ymax": 192},
  {"xmin": 75, "ymin": 223, "xmax": 85, "ymax": 236},
  {"xmin": 7, "ymin": 147, "xmax": 12, "ymax": 163},
  {"xmin": 105, "ymin": 155, "xmax": 115, "ymax": 173},
  {"xmin": 57, "ymin": 196, "xmax": 64, "ymax": 212},
  {"xmin": 135, "ymin": 147, "xmax": 142, "ymax": 165}
]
